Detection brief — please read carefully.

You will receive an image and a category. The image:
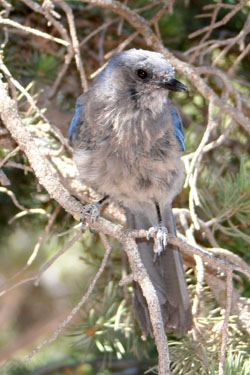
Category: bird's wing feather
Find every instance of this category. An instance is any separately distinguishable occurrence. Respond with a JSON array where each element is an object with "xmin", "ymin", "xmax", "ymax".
[
  {"xmin": 68, "ymin": 95, "xmax": 85, "ymax": 145},
  {"xmin": 171, "ymin": 108, "xmax": 185, "ymax": 151}
]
